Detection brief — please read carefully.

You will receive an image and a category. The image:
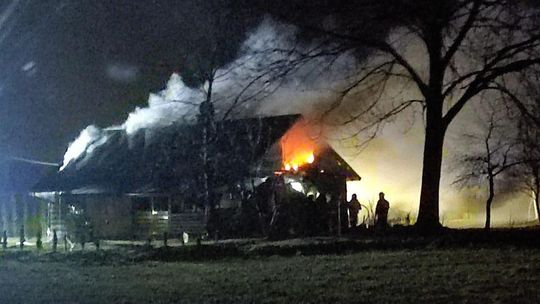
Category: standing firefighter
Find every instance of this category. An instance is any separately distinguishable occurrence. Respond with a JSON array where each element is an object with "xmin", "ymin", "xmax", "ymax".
[
  {"xmin": 375, "ymin": 192, "xmax": 390, "ymax": 228},
  {"xmin": 348, "ymin": 194, "xmax": 361, "ymax": 228}
]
